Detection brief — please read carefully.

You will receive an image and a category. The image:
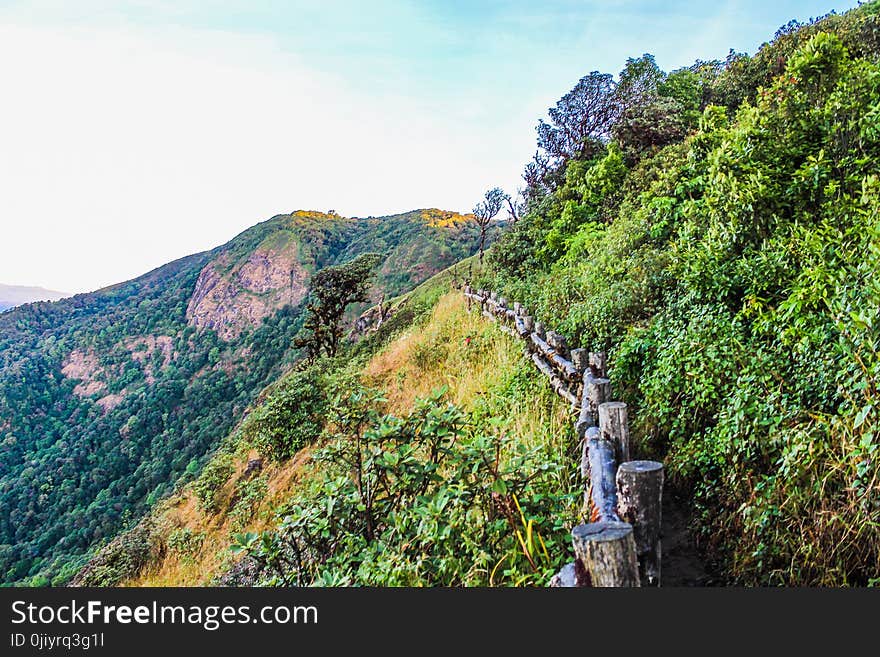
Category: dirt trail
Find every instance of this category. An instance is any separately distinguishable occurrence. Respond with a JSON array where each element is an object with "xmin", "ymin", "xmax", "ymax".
[{"xmin": 661, "ymin": 492, "xmax": 716, "ymax": 586}]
